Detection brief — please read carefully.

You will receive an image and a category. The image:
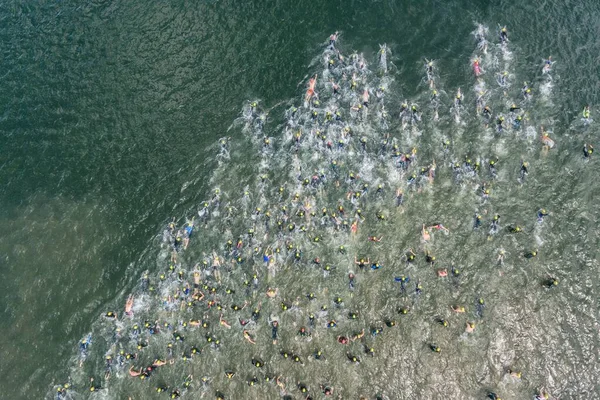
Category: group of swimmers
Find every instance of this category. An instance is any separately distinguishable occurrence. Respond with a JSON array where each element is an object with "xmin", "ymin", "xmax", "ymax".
[{"xmin": 54, "ymin": 25, "xmax": 584, "ymax": 400}]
